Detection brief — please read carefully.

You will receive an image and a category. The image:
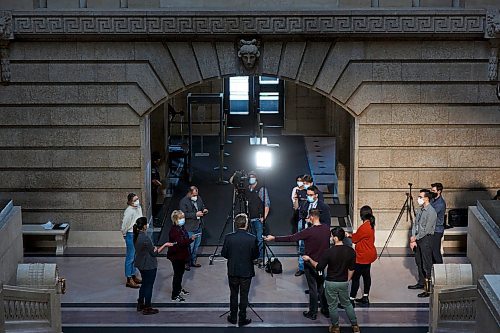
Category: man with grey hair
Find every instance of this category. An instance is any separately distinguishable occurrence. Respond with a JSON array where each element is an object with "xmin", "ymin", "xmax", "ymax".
[{"xmin": 221, "ymin": 214, "xmax": 259, "ymax": 327}]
